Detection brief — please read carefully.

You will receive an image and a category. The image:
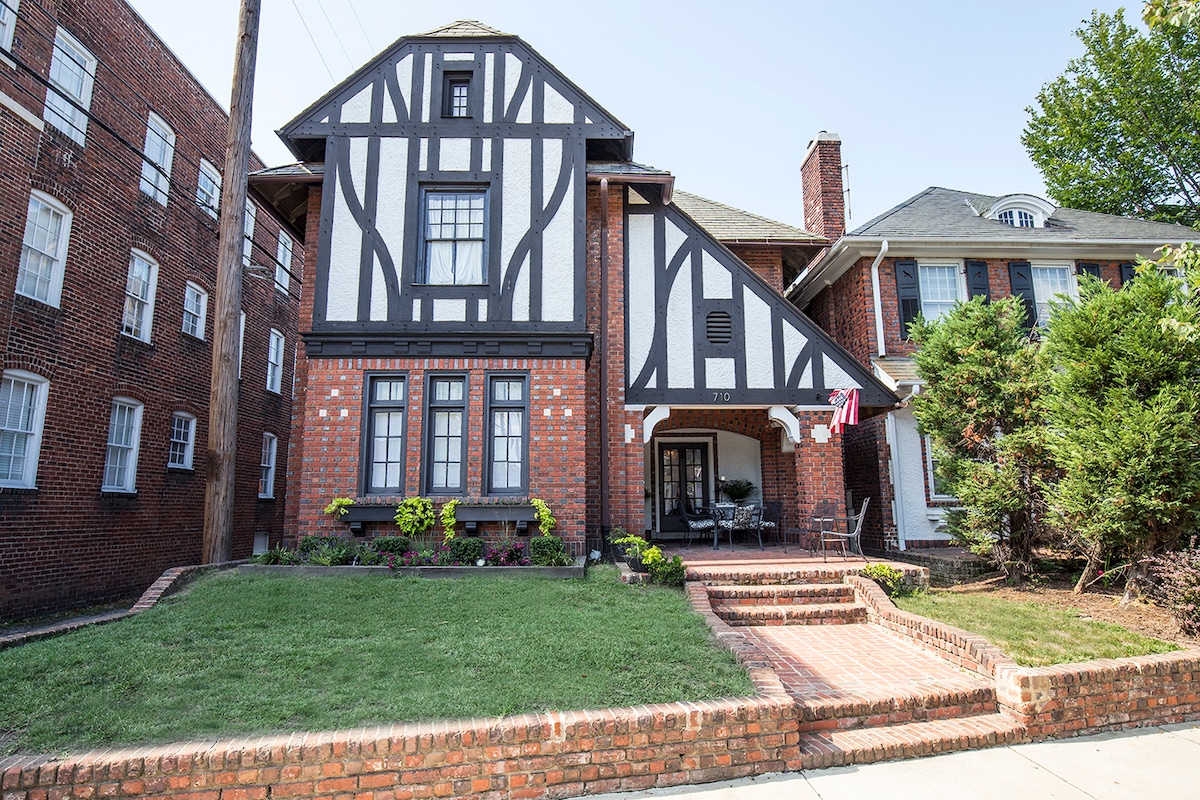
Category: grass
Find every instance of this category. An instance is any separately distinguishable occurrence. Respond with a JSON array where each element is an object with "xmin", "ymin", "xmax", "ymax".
[
  {"xmin": 894, "ymin": 590, "xmax": 1179, "ymax": 667},
  {"xmin": 0, "ymin": 567, "xmax": 752, "ymax": 755}
]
